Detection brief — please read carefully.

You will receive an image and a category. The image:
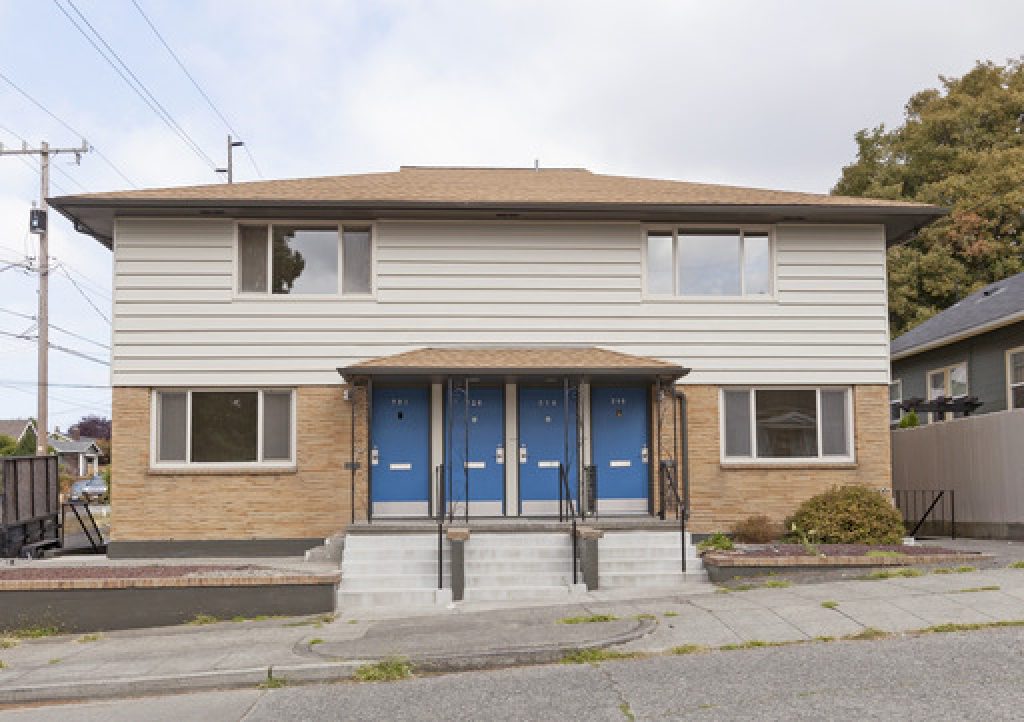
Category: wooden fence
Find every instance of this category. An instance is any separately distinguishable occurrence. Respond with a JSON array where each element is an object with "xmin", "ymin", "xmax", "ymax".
[
  {"xmin": 0, "ymin": 455, "xmax": 59, "ymax": 556},
  {"xmin": 891, "ymin": 410, "xmax": 1024, "ymax": 540}
]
